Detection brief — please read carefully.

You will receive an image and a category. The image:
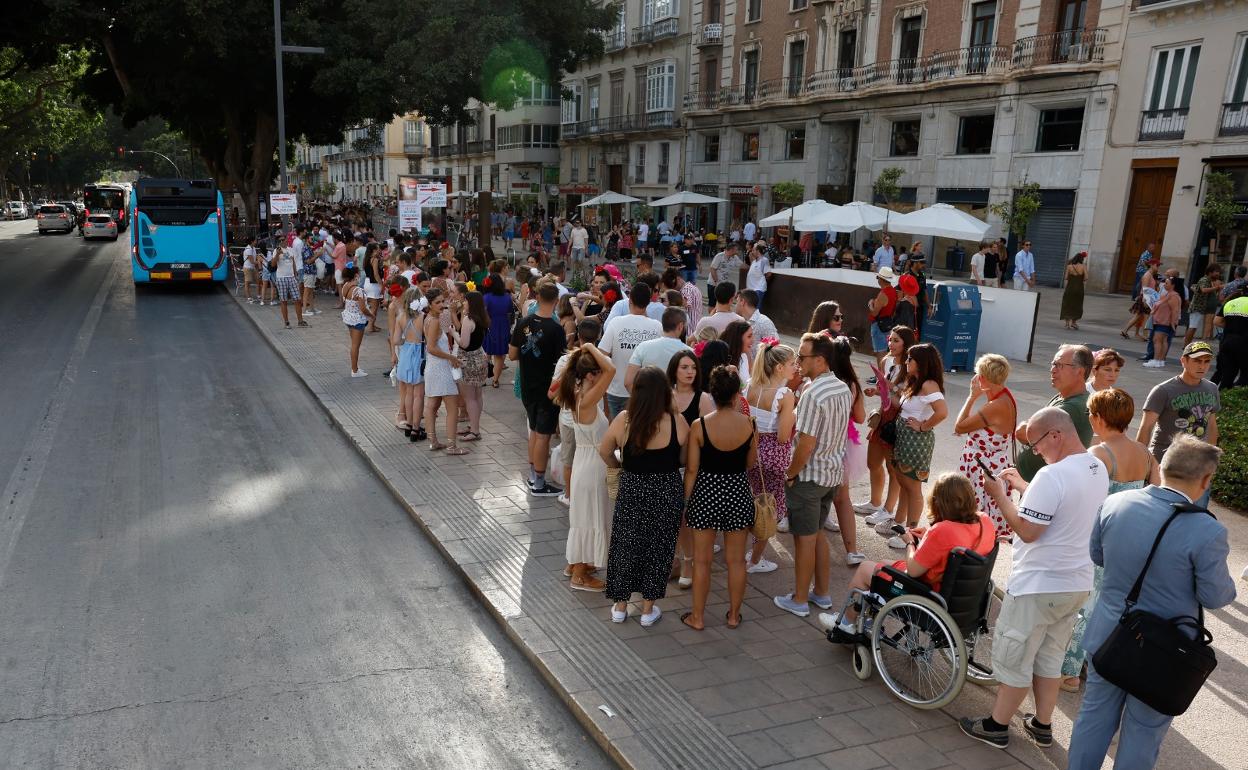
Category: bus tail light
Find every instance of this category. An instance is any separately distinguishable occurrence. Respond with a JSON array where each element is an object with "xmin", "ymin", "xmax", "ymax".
[{"xmin": 190, "ymin": 271, "xmax": 213, "ymax": 280}]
